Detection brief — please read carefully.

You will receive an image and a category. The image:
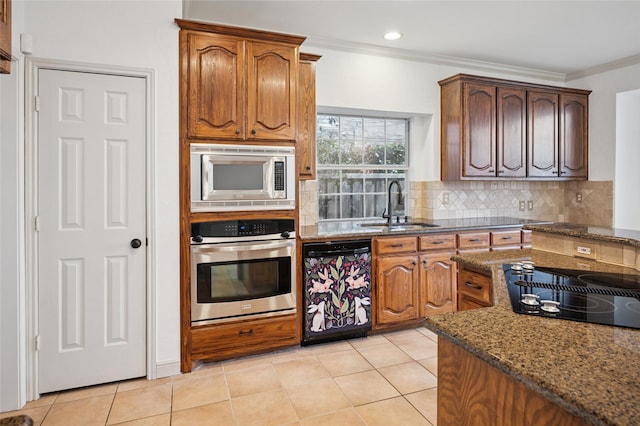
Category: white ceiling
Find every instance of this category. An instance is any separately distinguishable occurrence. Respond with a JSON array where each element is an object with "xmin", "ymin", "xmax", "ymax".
[{"xmin": 182, "ymin": 0, "xmax": 640, "ymax": 81}]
